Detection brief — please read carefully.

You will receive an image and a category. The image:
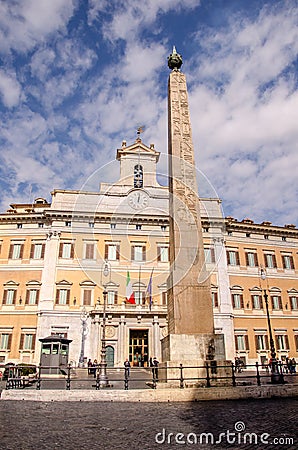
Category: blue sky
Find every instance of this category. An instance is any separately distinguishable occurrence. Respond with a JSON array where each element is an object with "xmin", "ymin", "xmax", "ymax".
[{"xmin": 0, "ymin": 0, "xmax": 297, "ymax": 226}]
